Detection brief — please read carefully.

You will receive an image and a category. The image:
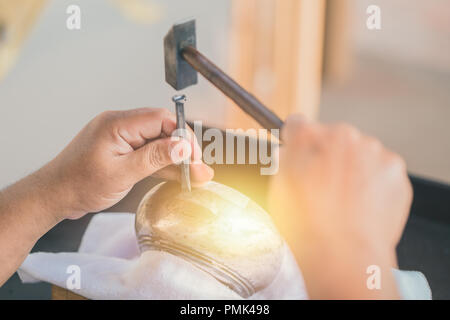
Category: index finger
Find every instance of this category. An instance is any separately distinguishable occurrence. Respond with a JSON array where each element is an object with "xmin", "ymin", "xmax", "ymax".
[{"xmin": 113, "ymin": 108, "xmax": 202, "ymax": 160}]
